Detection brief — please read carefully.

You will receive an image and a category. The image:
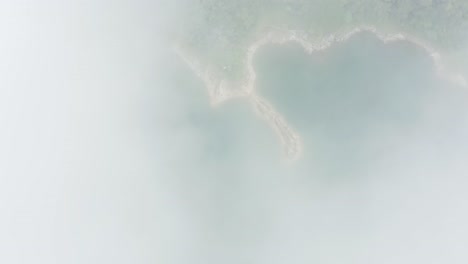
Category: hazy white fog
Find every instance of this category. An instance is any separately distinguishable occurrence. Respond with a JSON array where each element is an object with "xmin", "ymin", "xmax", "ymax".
[
  {"xmin": 1, "ymin": 1, "xmax": 468, "ymax": 264},
  {"xmin": 0, "ymin": 1, "xmax": 175, "ymax": 262}
]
